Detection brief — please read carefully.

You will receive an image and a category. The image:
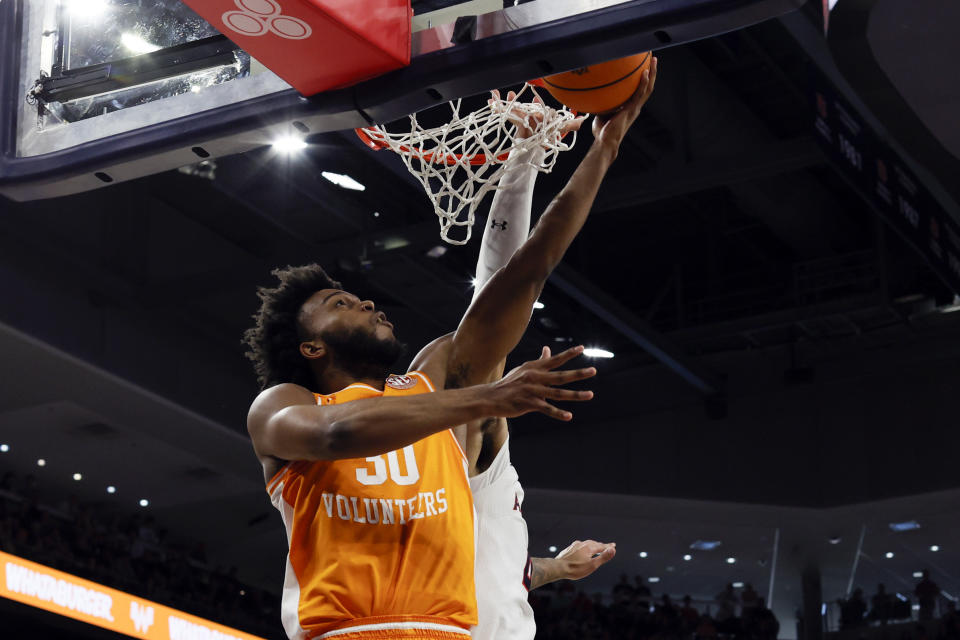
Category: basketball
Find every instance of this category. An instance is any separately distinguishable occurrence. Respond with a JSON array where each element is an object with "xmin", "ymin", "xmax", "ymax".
[{"xmin": 542, "ymin": 52, "xmax": 653, "ymax": 114}]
